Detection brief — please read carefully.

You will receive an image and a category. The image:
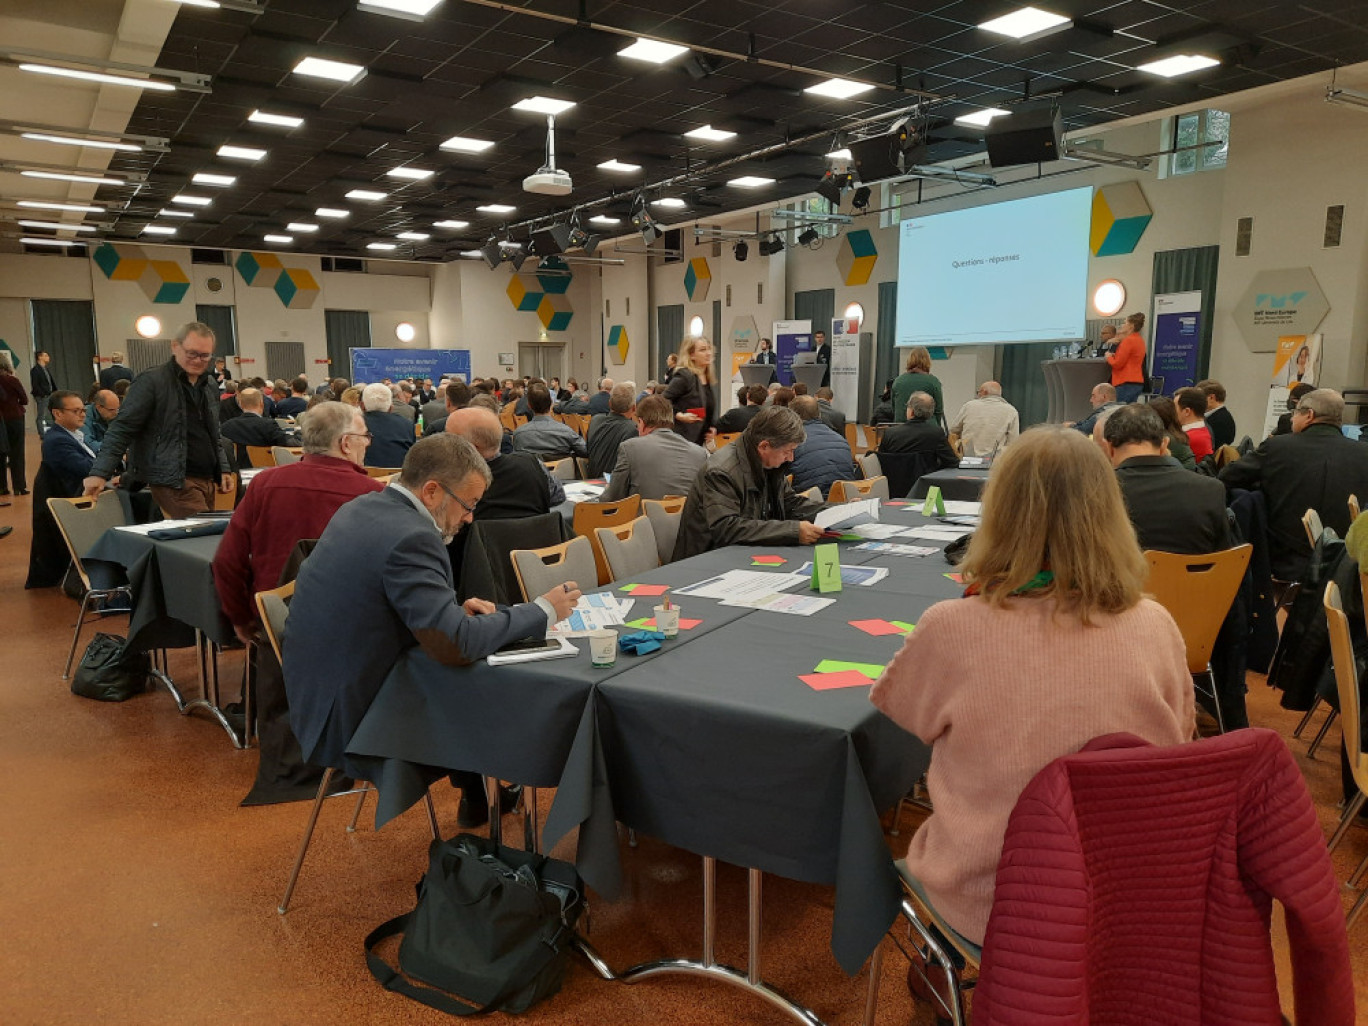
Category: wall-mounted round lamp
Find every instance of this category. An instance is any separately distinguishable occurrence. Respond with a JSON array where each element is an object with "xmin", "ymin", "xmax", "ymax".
[
  {"xmin": 1092, "ymin": 279, "xmax": 1127, "ymax": 317},
  {"xmin": 688, "ymin": 315, "xmax": 705, "ymax": 338},
  {"xmin": 844, "ymin": 302, "xmax": 865, "ymax": 329},
  {"xmin": 135, "ymin": 314, "xmax": 162, "ymax": 339},
  {"xmin": 395, "ymin": 321, "xmax": 416, "ymax": 343}
]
